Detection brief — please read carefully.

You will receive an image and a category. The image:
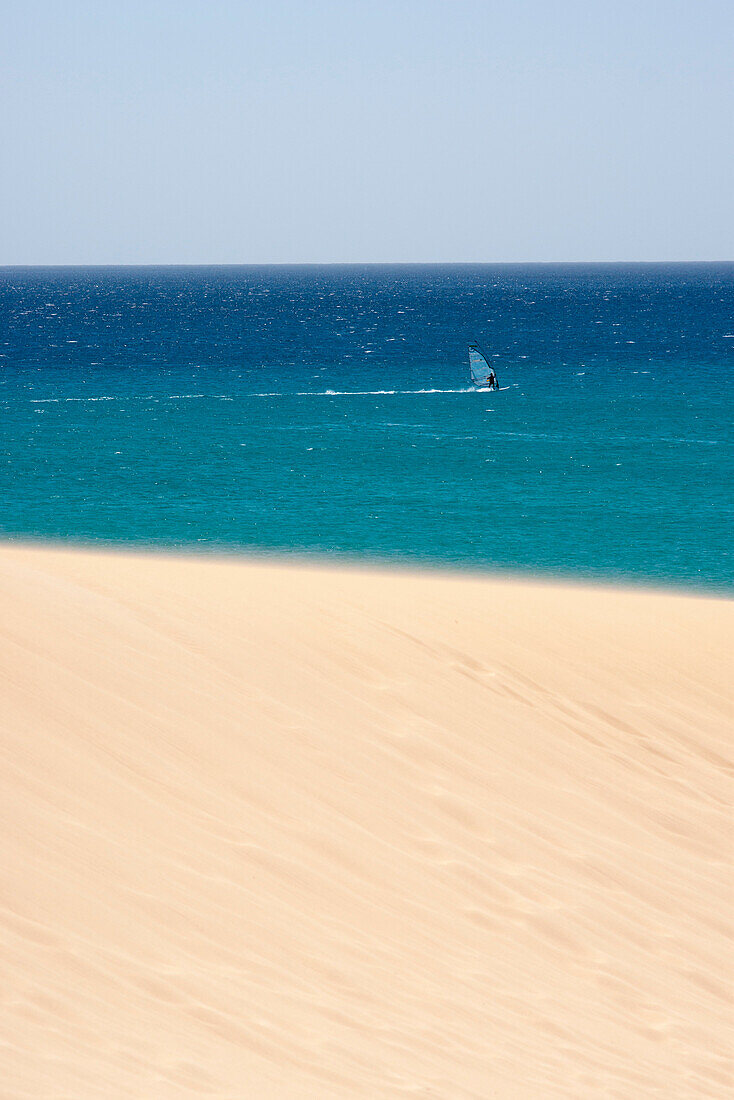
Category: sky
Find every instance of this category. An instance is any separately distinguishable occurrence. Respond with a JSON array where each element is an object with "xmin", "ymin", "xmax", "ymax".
[{"xmin": 1, "ymin": 0, "xmax": 732, "ymax": 263}]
